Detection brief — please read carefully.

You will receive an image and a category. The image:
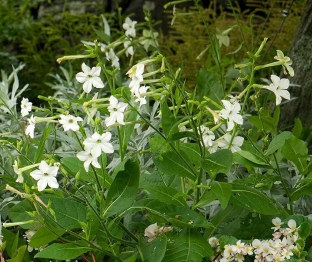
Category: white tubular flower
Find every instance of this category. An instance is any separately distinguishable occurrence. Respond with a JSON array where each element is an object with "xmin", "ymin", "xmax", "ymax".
[
  {"xmin": 21, "ymin": 97, "xmax": 32, "ymax": 117},
  {"xmin": 218, "ymin": 133, "xmax": 244, "ymax": 153},
  {"xmin": 216, "ymin": 27, "xmax": 232, "ymax": 47},
  {"xmin": 200, "ymin": 125, "xmax": 215, "ymax": 147},
  {"xmin": 30, "ymin": 160, "xmax": 59, "ymax": 191},
  {"xmin": 219, "ymin": 100, "xmax": 243, "ymax": 131},
  {"xmin": 139, "ymin": 29, "xmax": 159, "ymax": 51},
  {"xmin": 25, "ymin": 115, "xmax": 36, "ymax": 138},
  {"xmin": 83, "ymin": 132, "xmax": 114, "ymax": 156},
  {"xmin": 124, "ymin": 40, "xmax": 134, "ymax": 57},
  {"xmin": 263, "ymin": 75, "xmax": 290, "ymax": 105},
  {"xmin": 59, "ymin": 114, "xmax": 83, "ymax": 132},
  {"xmin": 128, "ymin": 63, "xmax": 145, "ymax": 95},
  {"xmin": 106, "ymin": 48, "xmax": 120, "ymax": 68},
  {"xmin": 123, "ymin": 17, "xmax": 137, "ymax": 38},
  {"xmin": 274, "ymin": 50, "xmax": 294, "ymax": 77},
  {"xmin": 134, "ymin": 85, "xmax": 149, "ymax": 107},
  {"xmin": 77, "ymin": 148, "xmax": 101, "ymax": 172},
  {"xmin": 105, "ymin": 96, "xmax": 128, "ymax": 127},
  {"xmin": 76, "ymin": 63, "xmax": 105, "ymax": 93}
]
